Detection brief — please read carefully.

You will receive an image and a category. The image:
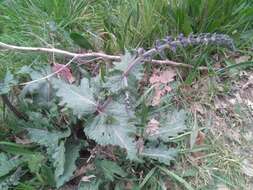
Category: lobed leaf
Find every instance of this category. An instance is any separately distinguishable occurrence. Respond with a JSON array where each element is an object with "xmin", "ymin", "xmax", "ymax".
[
  {"xmin": 56, "ymin": 140, "xmax": 81, "ymax": 188},
  {"xmin": 52, "ymin": 78, "xmax": 97, "ymax": 118},
  {"xmin": 113, "ymin": 51, "xmax": 143, "ymax": 80},
  {"xmin": 0, "ymin": 70, "xmax": 17, "ymax": 95},
  {"xmin": 96, "ymin": 160, "xmax": 127, "ymax": 181},
  {"xmin": 52, "ymin": 141, "xmax": 65, "ymax": 182},
  {"xmin": 0, "ymin": 153, "xmax": 23, "ymax": 178},
  {"xmin": 84, "ymin": 102, "xmax": 137, "ymax": 160},
  {"xmin": 140, "ymin": 146, "xmax": 177, "ymax": 165},
  {"xmin": 146, "ymin": 110, "xmax": 187, "ymax": 142},
  {"xmin": 27, "ymin": 128, "xmax": 71, "ymax": 156}
]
